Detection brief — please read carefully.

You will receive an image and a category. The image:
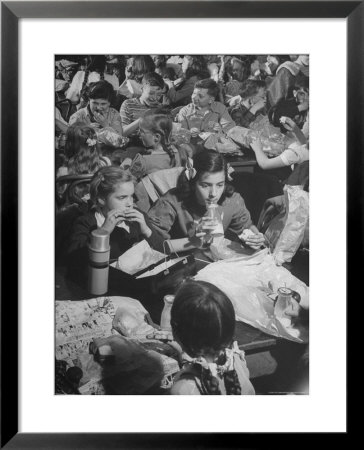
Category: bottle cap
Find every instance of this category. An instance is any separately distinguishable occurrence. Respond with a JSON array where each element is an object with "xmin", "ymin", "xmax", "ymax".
[{"xmin": 89, "ymin": 229, "xmax": 110, "ymax": 252}]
